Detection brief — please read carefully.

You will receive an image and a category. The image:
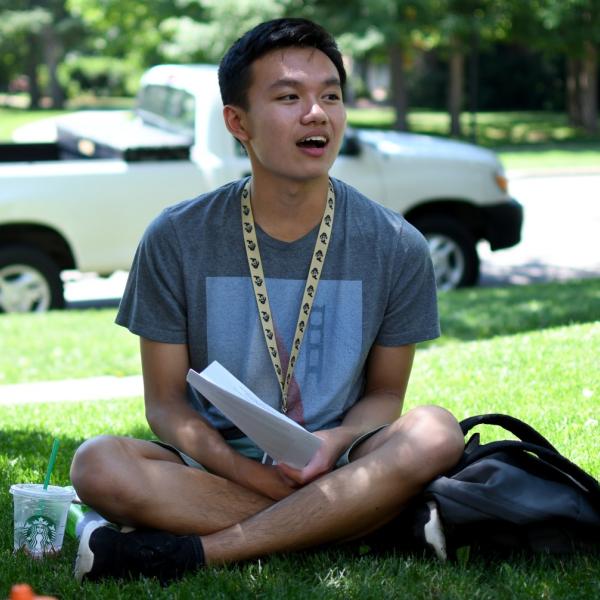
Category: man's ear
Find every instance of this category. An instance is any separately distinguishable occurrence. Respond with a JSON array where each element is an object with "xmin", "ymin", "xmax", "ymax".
[{"xmin": 223, "ymin": 105, "xmax": 250, "ymax": 144}]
